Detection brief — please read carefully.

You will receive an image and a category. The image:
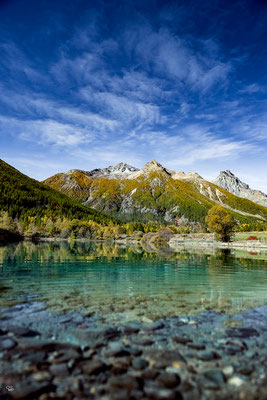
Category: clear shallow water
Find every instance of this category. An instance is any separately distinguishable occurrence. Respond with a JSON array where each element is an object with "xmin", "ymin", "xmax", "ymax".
[{"xmin": 0, "ymin": 241, "xmax": 267, "ymax": 320}]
